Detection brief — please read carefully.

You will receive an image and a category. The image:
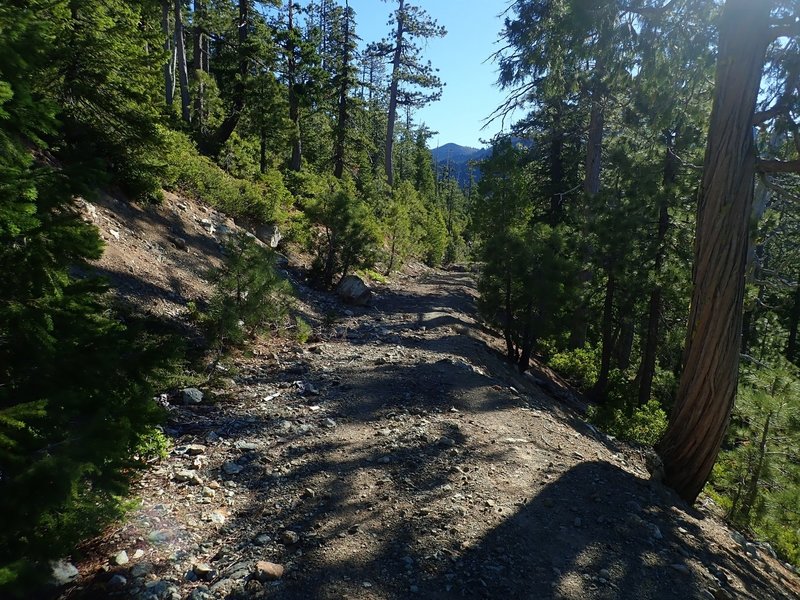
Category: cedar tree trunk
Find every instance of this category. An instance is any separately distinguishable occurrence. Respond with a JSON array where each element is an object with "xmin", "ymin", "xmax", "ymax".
[{"xmin": 657, "ymin": 0, "xmax": 770, "ymax": 504}]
